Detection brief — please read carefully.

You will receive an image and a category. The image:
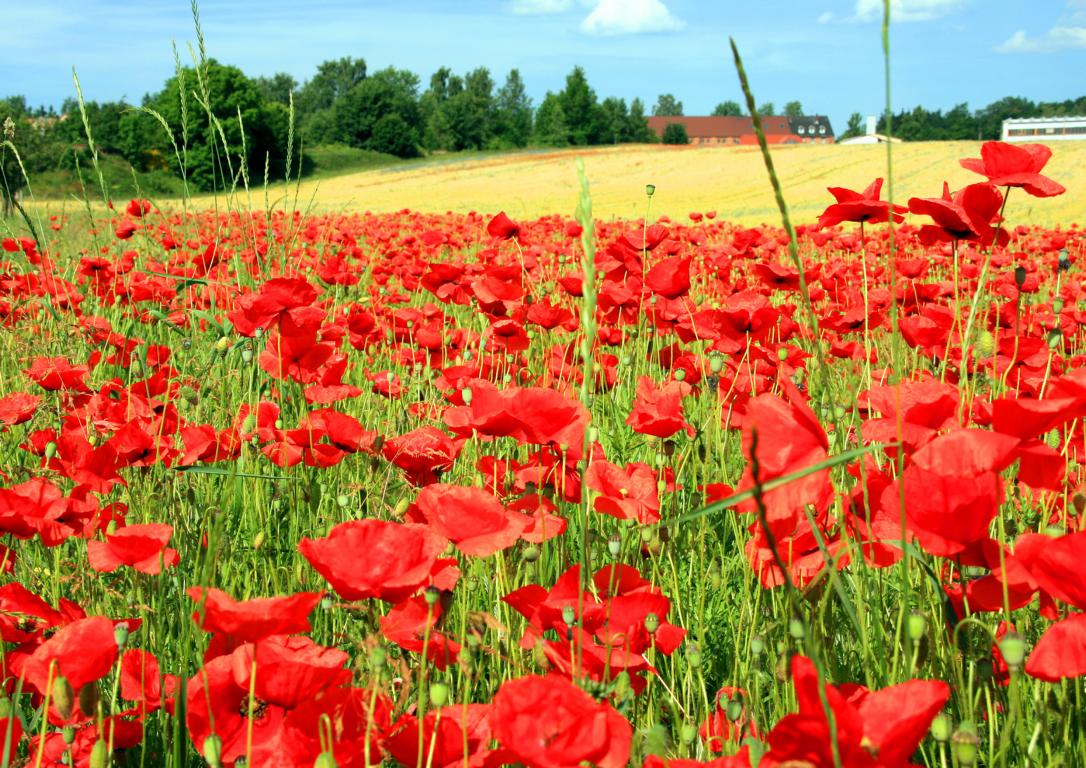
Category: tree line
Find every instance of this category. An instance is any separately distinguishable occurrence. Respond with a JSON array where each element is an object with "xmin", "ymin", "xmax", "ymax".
[{"xmin": 836, "ymin": 95, "xmax": 1086, "ymax": 141}]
